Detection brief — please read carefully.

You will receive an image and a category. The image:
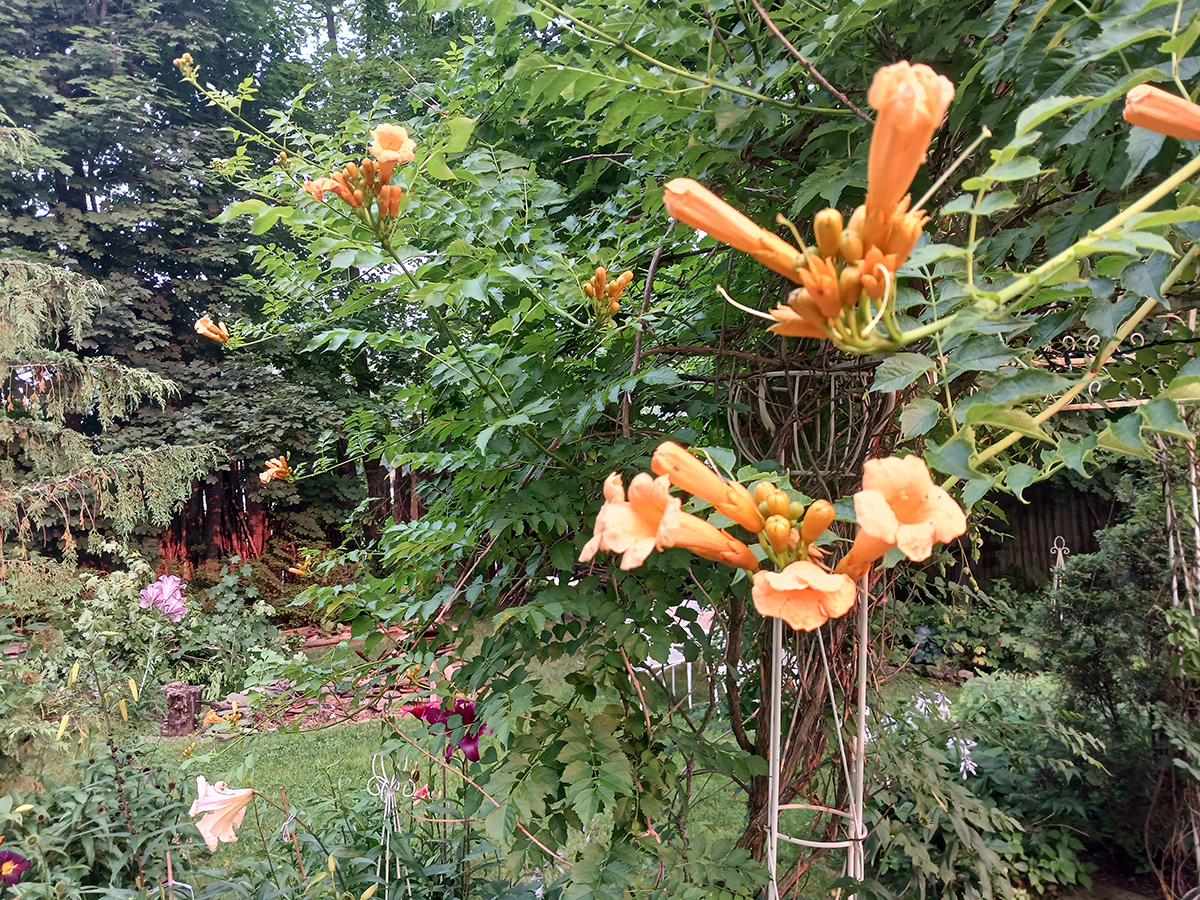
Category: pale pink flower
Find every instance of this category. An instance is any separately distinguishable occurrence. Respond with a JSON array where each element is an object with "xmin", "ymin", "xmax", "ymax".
[{"xmin": 189, "ymin": 776, "xmax": 255, "ymax": 852}]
